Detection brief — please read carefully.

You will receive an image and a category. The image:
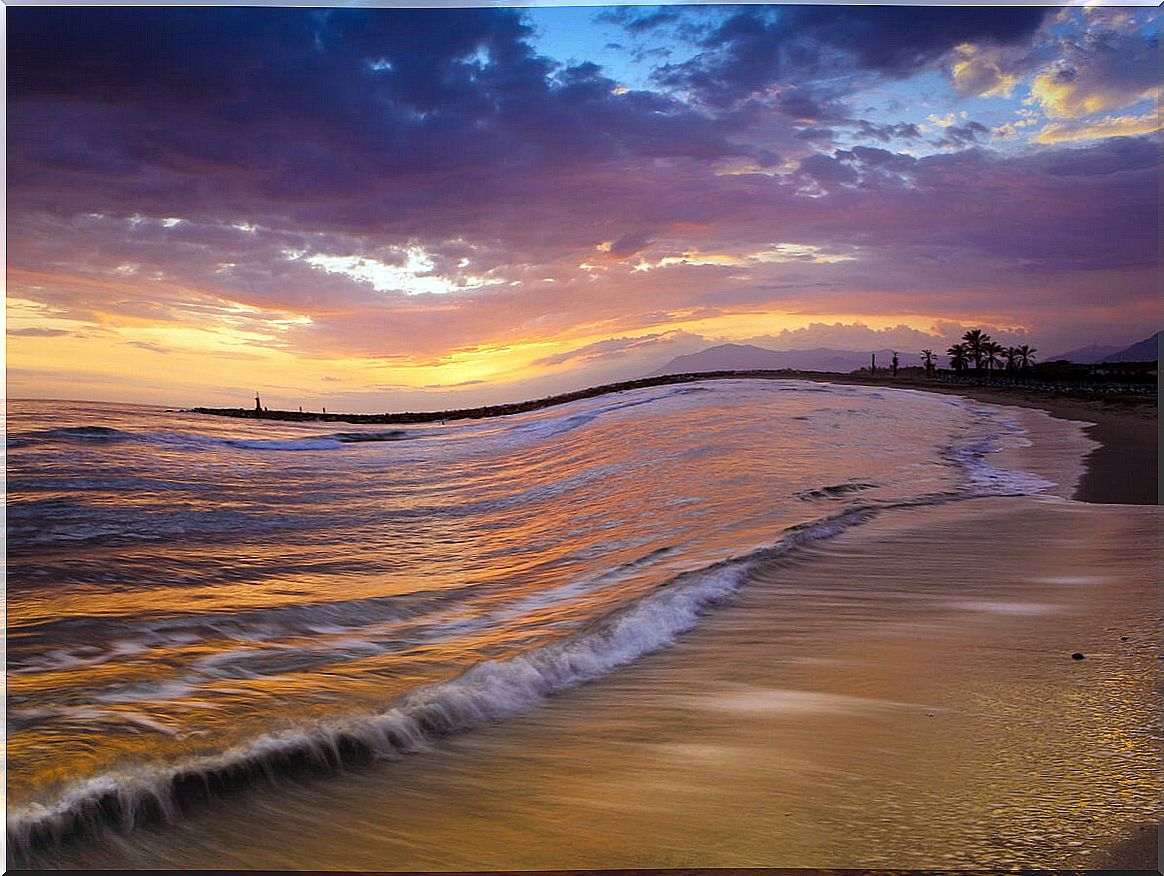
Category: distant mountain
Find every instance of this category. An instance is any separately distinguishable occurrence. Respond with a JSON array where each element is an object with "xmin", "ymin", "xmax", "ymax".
[
  {"xmin": 1104, "ymin": 331, "xmax": 1160, "ymax": 363},
  {"xmin": 1045, "ymin": 332, "xmax": 1160, "ymax": 364},
  {"xmin": 1044, "ymin": 343, "xmax": 1123, "ymax": 364},
  {"xmin": 650, "ymin": 343, "xmax": 920, "ymax": 376}
]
